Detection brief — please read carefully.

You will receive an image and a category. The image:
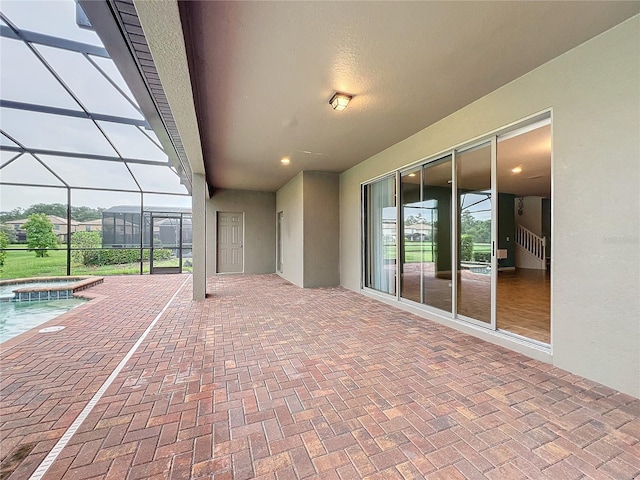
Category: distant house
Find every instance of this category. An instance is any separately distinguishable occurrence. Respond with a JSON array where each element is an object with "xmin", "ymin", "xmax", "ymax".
[
  {"xmin": 404, "ymin": 223, "xmax": 433, "ymax": 242},
  {"xmin": 76, "ymin": 219, "xmax": 103, "ymax": 233},
  {"xmin": 6, "ymin": 215, "xmax": 79, "ymax": 243}
]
